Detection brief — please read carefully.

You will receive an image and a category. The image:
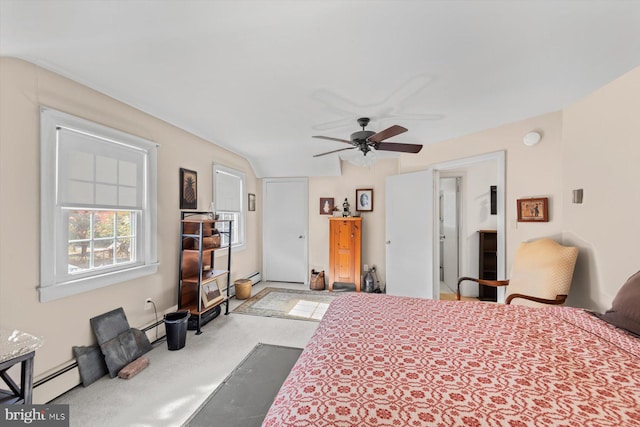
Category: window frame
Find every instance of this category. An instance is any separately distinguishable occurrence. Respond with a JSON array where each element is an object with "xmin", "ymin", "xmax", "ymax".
[
  {"xmin": 64, "ymin": 209, "xmax": 139, "ymax": 277},
  {"xmin": 212, "ymin": 164, "xmax": 246, "ymax": 252},
  {"xmin": 40, "ymin": 107, "xmax": 158, "ymax": 302}
]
